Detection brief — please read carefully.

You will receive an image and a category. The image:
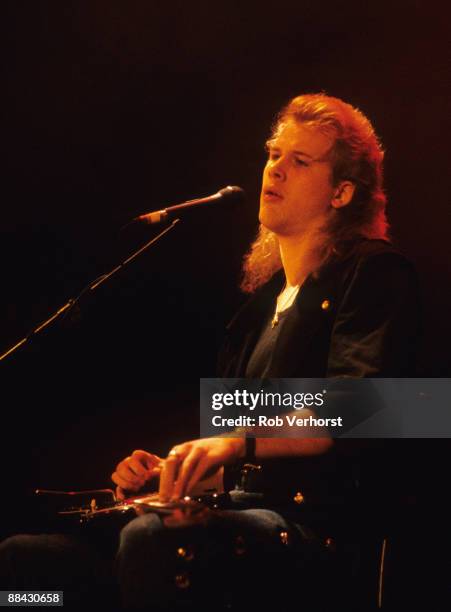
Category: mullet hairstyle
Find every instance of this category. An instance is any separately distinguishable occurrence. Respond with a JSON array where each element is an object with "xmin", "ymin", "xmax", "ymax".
[{"xmin": 241, "ymin": 93, "xmax": 389, "ymax": 293}]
